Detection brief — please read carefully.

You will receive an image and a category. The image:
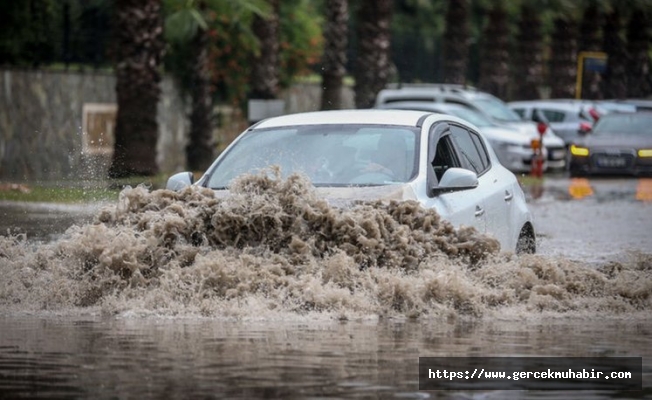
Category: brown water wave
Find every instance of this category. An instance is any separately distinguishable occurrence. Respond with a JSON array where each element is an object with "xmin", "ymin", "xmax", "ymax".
[{"xmin": 0, "ymin": 171, "xmax": 650, "ymax": 319}]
